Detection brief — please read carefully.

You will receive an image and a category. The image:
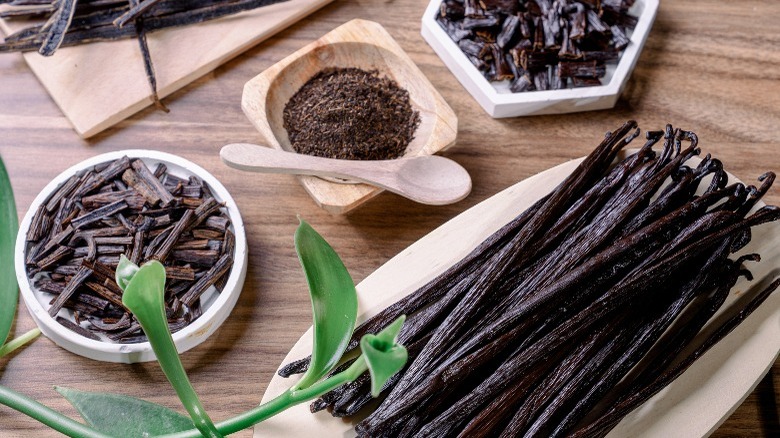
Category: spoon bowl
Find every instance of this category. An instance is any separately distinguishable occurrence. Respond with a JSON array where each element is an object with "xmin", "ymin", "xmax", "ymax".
[
  {"xmin": 241, "ymin": 19, "xmax": 458, "ymax": 213},
  {"xmin": 220, "ymin": 143, "xmax": 472, "ymax": 206}
]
